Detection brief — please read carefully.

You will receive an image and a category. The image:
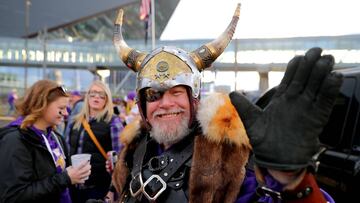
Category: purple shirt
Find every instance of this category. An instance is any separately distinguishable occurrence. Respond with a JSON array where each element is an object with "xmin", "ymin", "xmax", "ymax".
[
  {"xmin": 236, "ymin": 169, "xmax": 334, "ymax": 203},
  {"xmin": 236, "ymin": 169, "xmax": 283, "ymax": 203},
  {"xmin": 110, "ymin": 116, "xmax": 124, "ymax": 153}
]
